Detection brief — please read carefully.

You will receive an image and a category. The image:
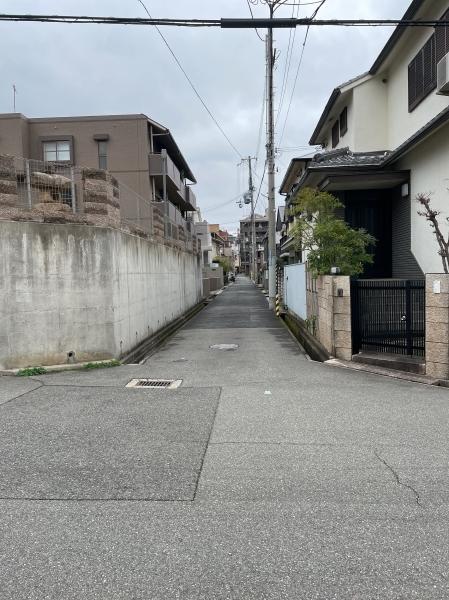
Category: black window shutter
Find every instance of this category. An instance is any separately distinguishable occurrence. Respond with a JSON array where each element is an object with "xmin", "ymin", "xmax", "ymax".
[
  {"xmin": 332, "ymin": 122, "xmax": 339, "ymax": 148},
  {"xmin": 339, "ymin": 107, "xmax": 348, "ymax": 137},
  {"xmin": 436, "ymin": 9, "xmax": 449, "ymax": 63},
  {"xmin": 408, "ymin": 33, "xmax": 437, "ymax": 111}
]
